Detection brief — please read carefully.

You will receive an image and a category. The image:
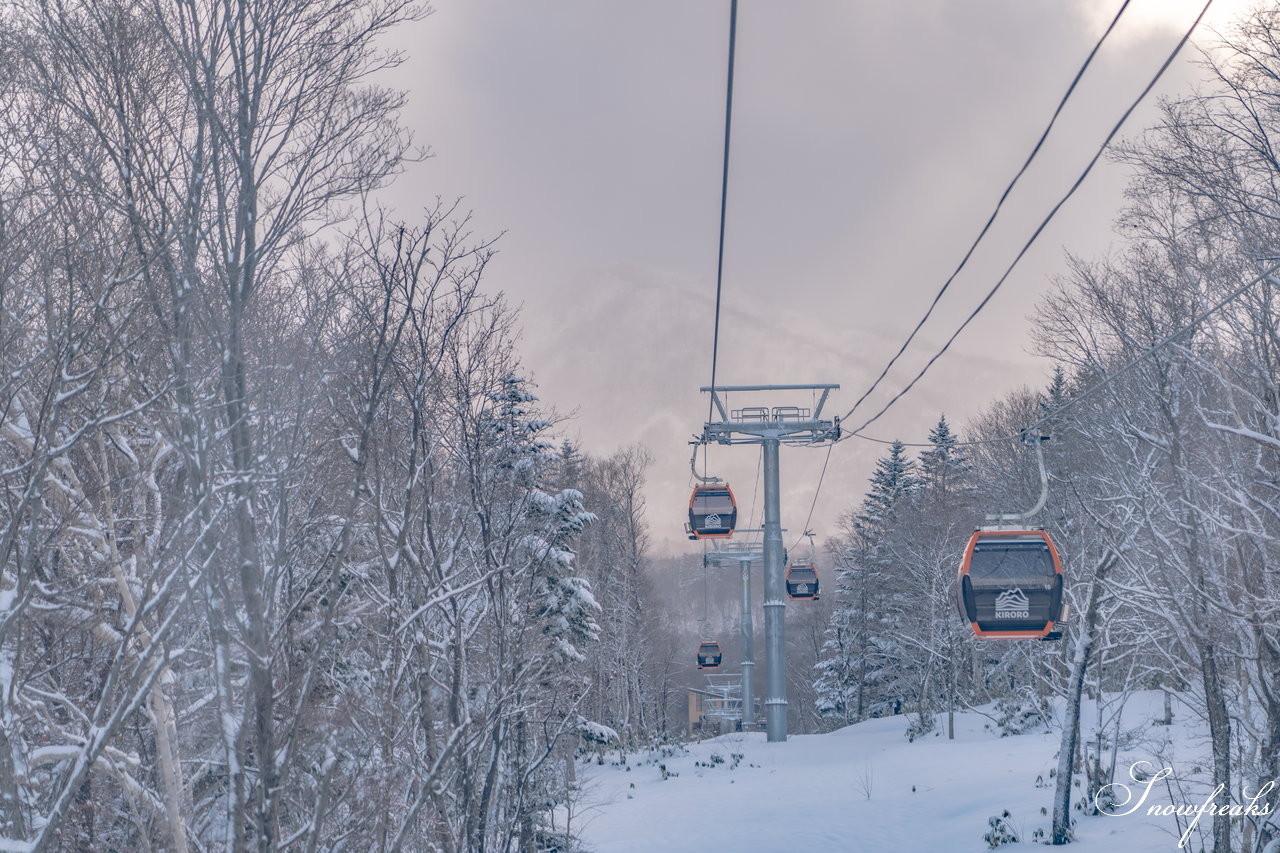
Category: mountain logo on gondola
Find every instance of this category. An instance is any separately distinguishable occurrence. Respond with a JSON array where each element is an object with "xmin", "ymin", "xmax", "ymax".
[
  {"xmin": 705, "ymin": 514, "xmax": 722, "ymax": 529},
  {"xmin": 995, "ymin": 588, "xmax": 1030, "ymax": 619}
]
